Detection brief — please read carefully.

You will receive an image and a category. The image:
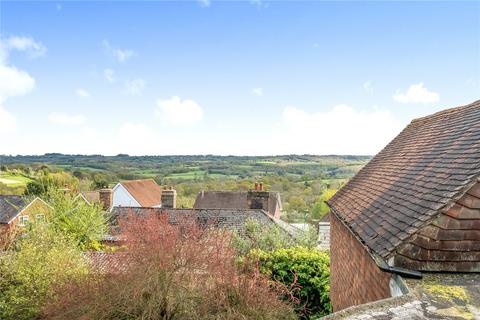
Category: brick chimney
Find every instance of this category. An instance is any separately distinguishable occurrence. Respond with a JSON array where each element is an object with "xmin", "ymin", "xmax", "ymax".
[
  {"xmin": 161, "ymin": 186, "xmax": 177, "ymax": 209},
  {"xmin": 248, "ymin": 182, "xmax": 269, "ymax": 211},
  {"xmin": 99, "ymin": 189, "xmax": 112, "ymax": 210}
]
